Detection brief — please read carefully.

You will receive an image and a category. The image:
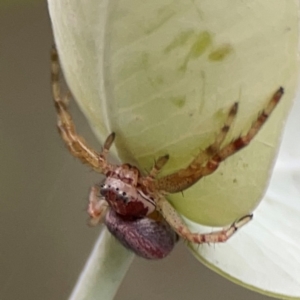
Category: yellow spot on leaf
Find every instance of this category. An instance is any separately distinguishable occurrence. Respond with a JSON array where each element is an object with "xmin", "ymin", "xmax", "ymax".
[
  {"xmin": 190, "ymin": 31, "xmax": 212, "ymax": 58},
  {"xmin": 164, "ymin": 30, "xmax": 195, "ymax": 53},
  {"xmin": 208, "ymin": 44, "xmax": 233, "ymax": 61},
  {"xmin": 170, "ymin": 96, "xmax": 186, "ymax": 108},
  {"xmin": 179, "ymin": 31, "xmax": 212, "ymax": 72}
]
